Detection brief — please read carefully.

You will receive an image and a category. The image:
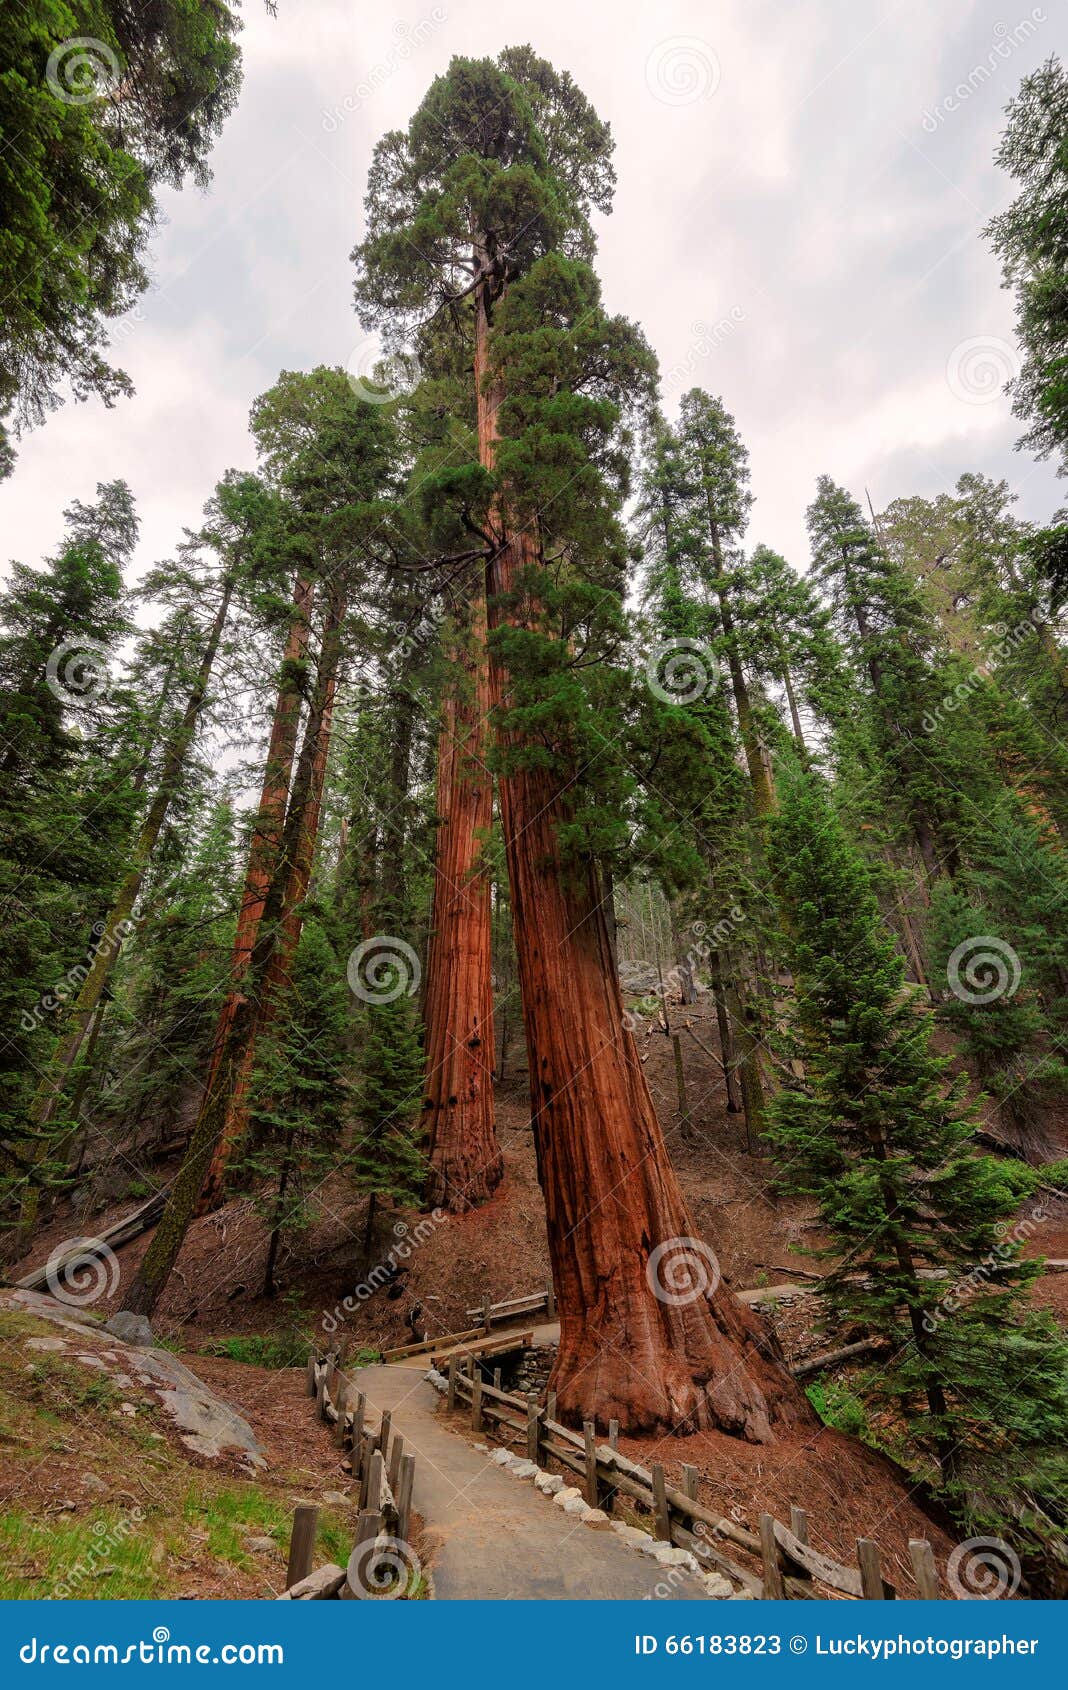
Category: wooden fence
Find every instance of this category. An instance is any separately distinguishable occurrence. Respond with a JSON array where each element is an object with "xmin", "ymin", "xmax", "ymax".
[
  {"xmin": 278, "ymin": 1353, "xmax": 417, "ymax": 1599},
  {"xmin": 442, "ymin": 1355, "xmax": 945, "ymax": 1601}
]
